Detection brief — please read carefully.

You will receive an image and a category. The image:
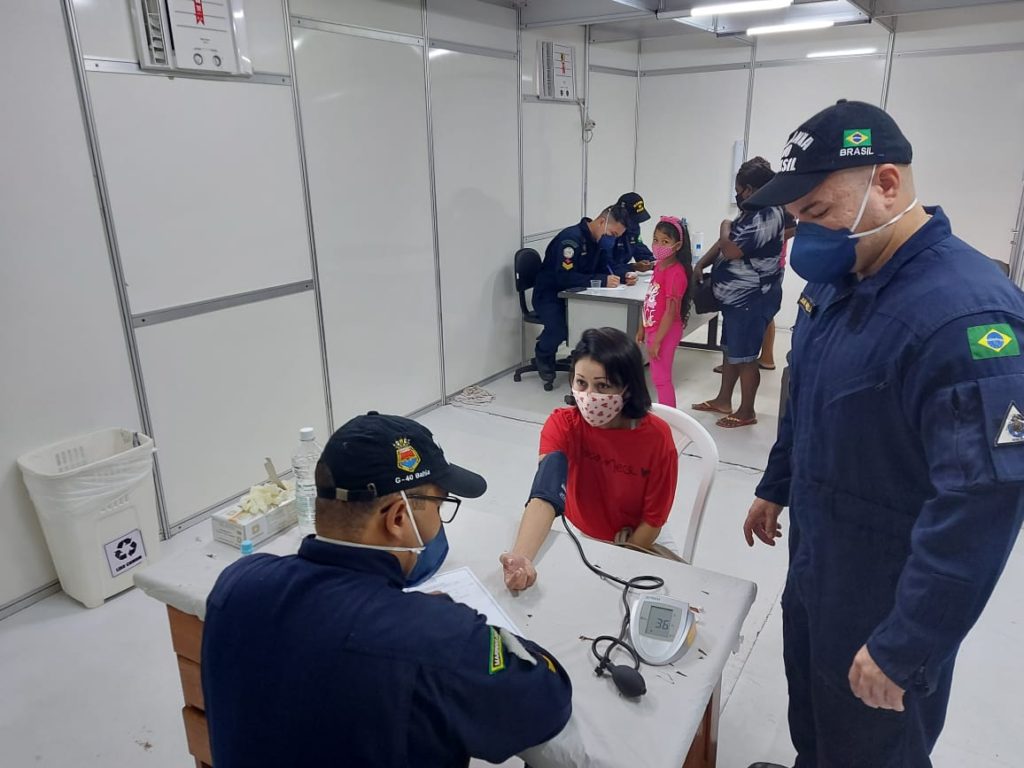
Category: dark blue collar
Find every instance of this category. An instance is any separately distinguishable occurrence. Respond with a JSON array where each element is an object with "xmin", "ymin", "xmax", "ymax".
[
  {"xmin": 297, "ymin": 535, "xmax": 406, "ymax": 588},
  {"xmin": 578, "ymin": 218, "xmax": 600, "ymax": 248},
  {"xmin": 846, "ymin": 206, "xmax": 951, "ymax": 330}
]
